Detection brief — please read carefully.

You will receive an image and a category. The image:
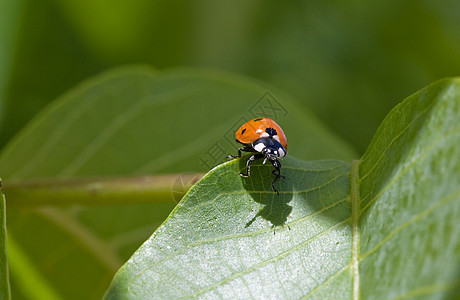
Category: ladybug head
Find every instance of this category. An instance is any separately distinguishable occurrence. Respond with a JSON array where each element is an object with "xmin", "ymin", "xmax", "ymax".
[{"xmin": 262, "ymin": 147, "xmax": 279, "ymax": 160}]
